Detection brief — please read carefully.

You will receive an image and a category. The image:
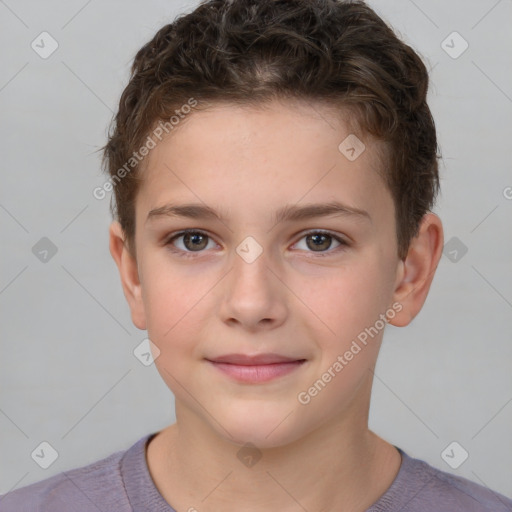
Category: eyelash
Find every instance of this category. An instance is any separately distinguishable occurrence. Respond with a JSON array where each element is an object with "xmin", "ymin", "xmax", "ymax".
[{"xmin": 164, "ymin": 229, "xmax": 349, "ymax": 259}]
